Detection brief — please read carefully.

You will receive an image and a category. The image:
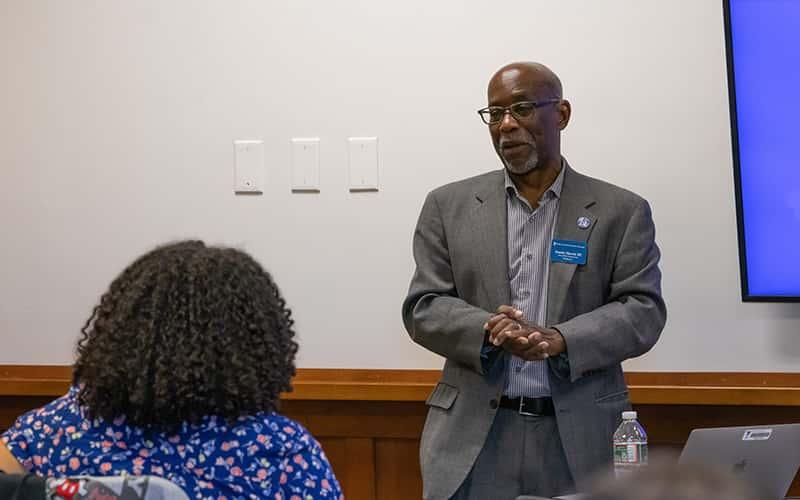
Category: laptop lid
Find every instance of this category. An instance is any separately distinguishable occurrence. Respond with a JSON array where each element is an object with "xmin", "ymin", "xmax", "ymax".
[{"xmin": 678, "ymin": 423, "xmax": 800, "ymax": 500}]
